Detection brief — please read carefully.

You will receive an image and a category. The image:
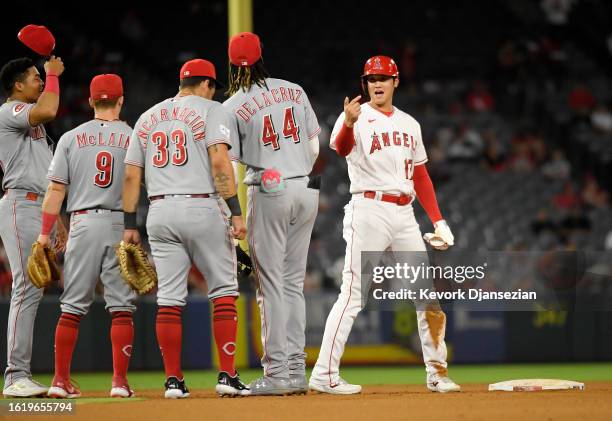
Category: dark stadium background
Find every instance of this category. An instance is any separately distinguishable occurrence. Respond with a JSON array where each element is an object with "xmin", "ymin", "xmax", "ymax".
[{"xmin": 1, "ymin": 0, "xmax": 611, "ymax": 371}]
